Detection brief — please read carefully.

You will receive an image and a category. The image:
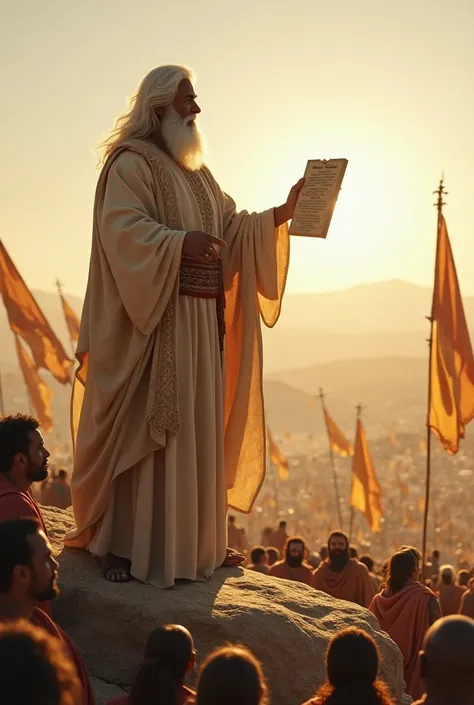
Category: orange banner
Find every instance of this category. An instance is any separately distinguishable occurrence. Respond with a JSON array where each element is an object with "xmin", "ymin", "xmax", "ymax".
[
  {"xmin": 0, "ymin": 240, "xmax": 72, "ymax": 384},
  {"xmin": 267, "ymin": 427, "xmax": 289, "ymax": 481},
  {"xmin": 428, "ymin": 215, "xmax": 474, "ymax": 453},
  {"xmin": 15, "ymin": 335, "xmax": 53, "ymax": 431},
  {"xmin": 350, "ymin": 418, "xmax": 383, "ymax": 532},
  {"xmin": 60, "ymin": 293, "xmax": 80, "ymax": 343},
  {"xmin": 324, "ymin": 407, "xmax": 354, "ymax": 457}
]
